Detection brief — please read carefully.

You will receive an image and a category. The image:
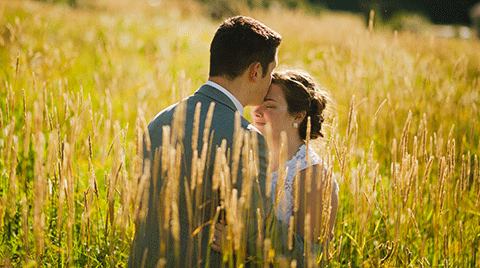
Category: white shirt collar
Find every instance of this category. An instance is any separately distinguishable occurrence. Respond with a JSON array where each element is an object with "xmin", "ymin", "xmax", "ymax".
[{"xmin": 204, "ymin": 80, "xmax": 244, "ymax": 116}]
